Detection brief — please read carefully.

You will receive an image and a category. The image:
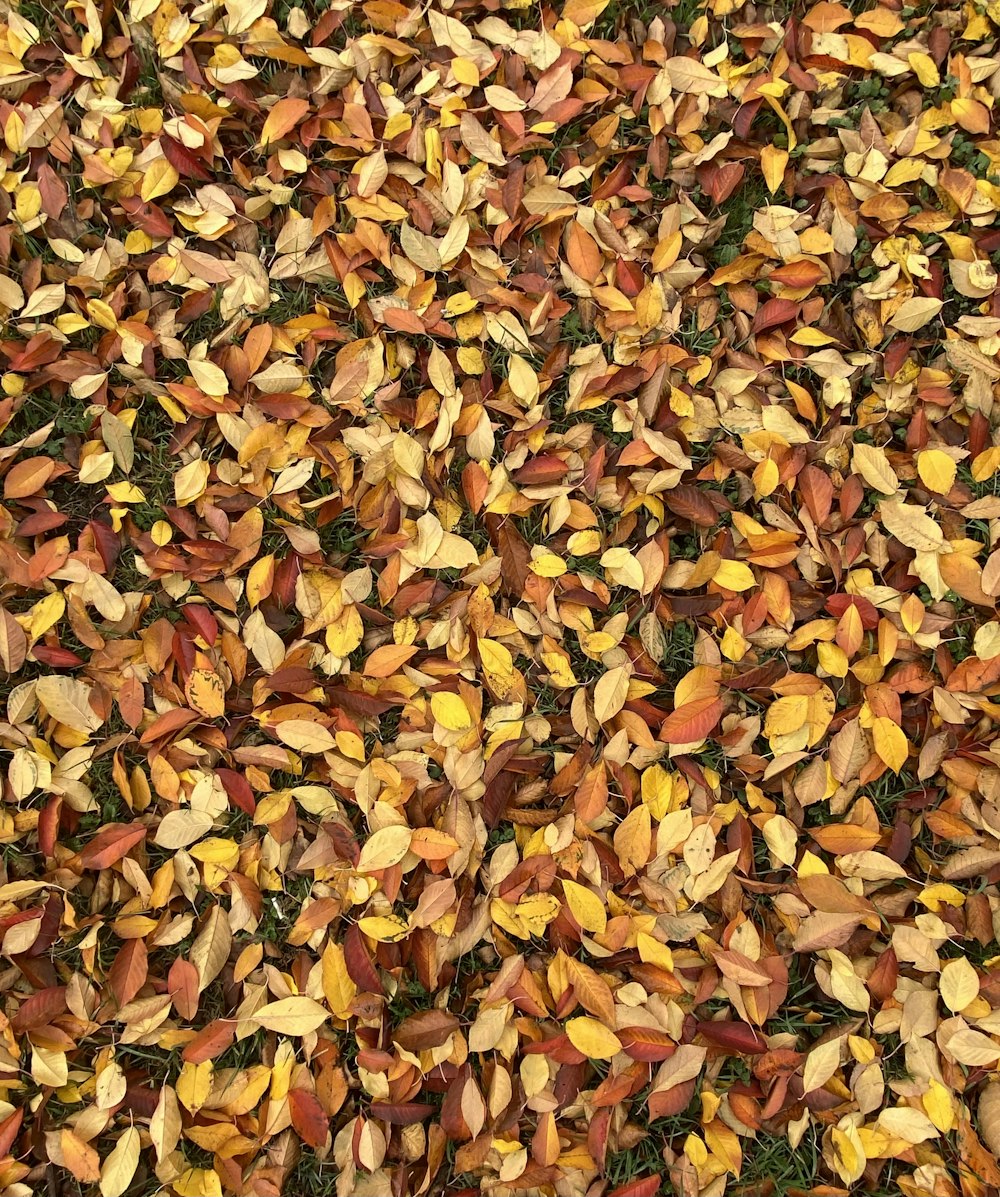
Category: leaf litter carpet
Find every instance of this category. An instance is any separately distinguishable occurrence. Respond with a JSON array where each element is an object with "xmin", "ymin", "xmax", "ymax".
[{"xmin": 2, "ymin": 1, "xmax": 1000, "ymax": 1196}]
